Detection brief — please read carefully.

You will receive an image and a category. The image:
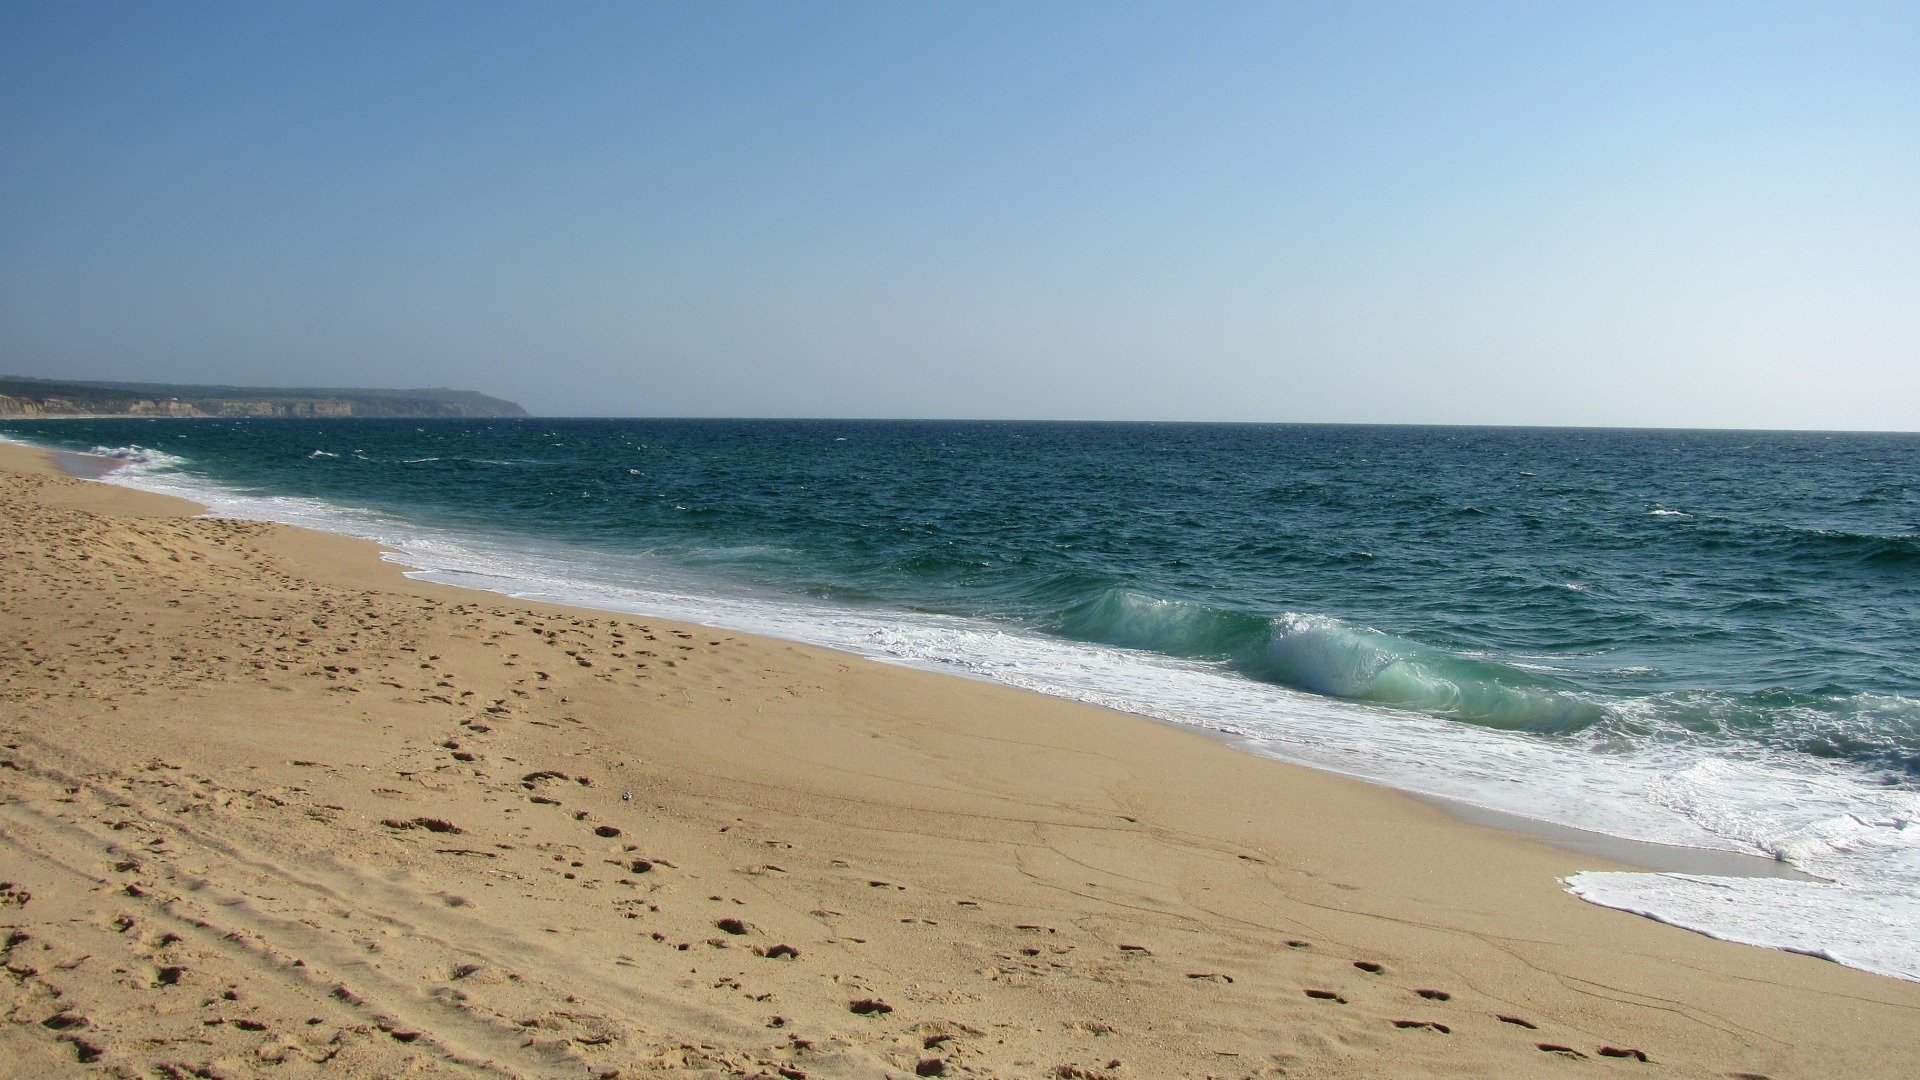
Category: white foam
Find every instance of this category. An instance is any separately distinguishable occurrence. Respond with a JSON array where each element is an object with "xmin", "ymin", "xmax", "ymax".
[
  {"xmin": 60, "ymin": 441, "xmax": 1920, "ymax": 984},
  {"xmin": 87, "ymin": 444, "xmax": 191, "ymax": 469},
  {"xmin": 1566, "ymin": 872, "xmax": 1920, "ymax": 981}
]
